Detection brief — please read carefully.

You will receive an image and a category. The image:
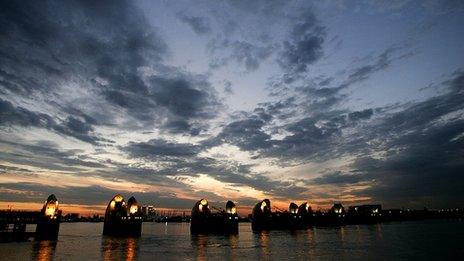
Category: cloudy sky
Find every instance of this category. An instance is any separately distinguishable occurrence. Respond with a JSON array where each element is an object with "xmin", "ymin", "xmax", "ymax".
[{"xmin": 1, "ymin": 0, "xmax": 463, "ymax": 214}]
